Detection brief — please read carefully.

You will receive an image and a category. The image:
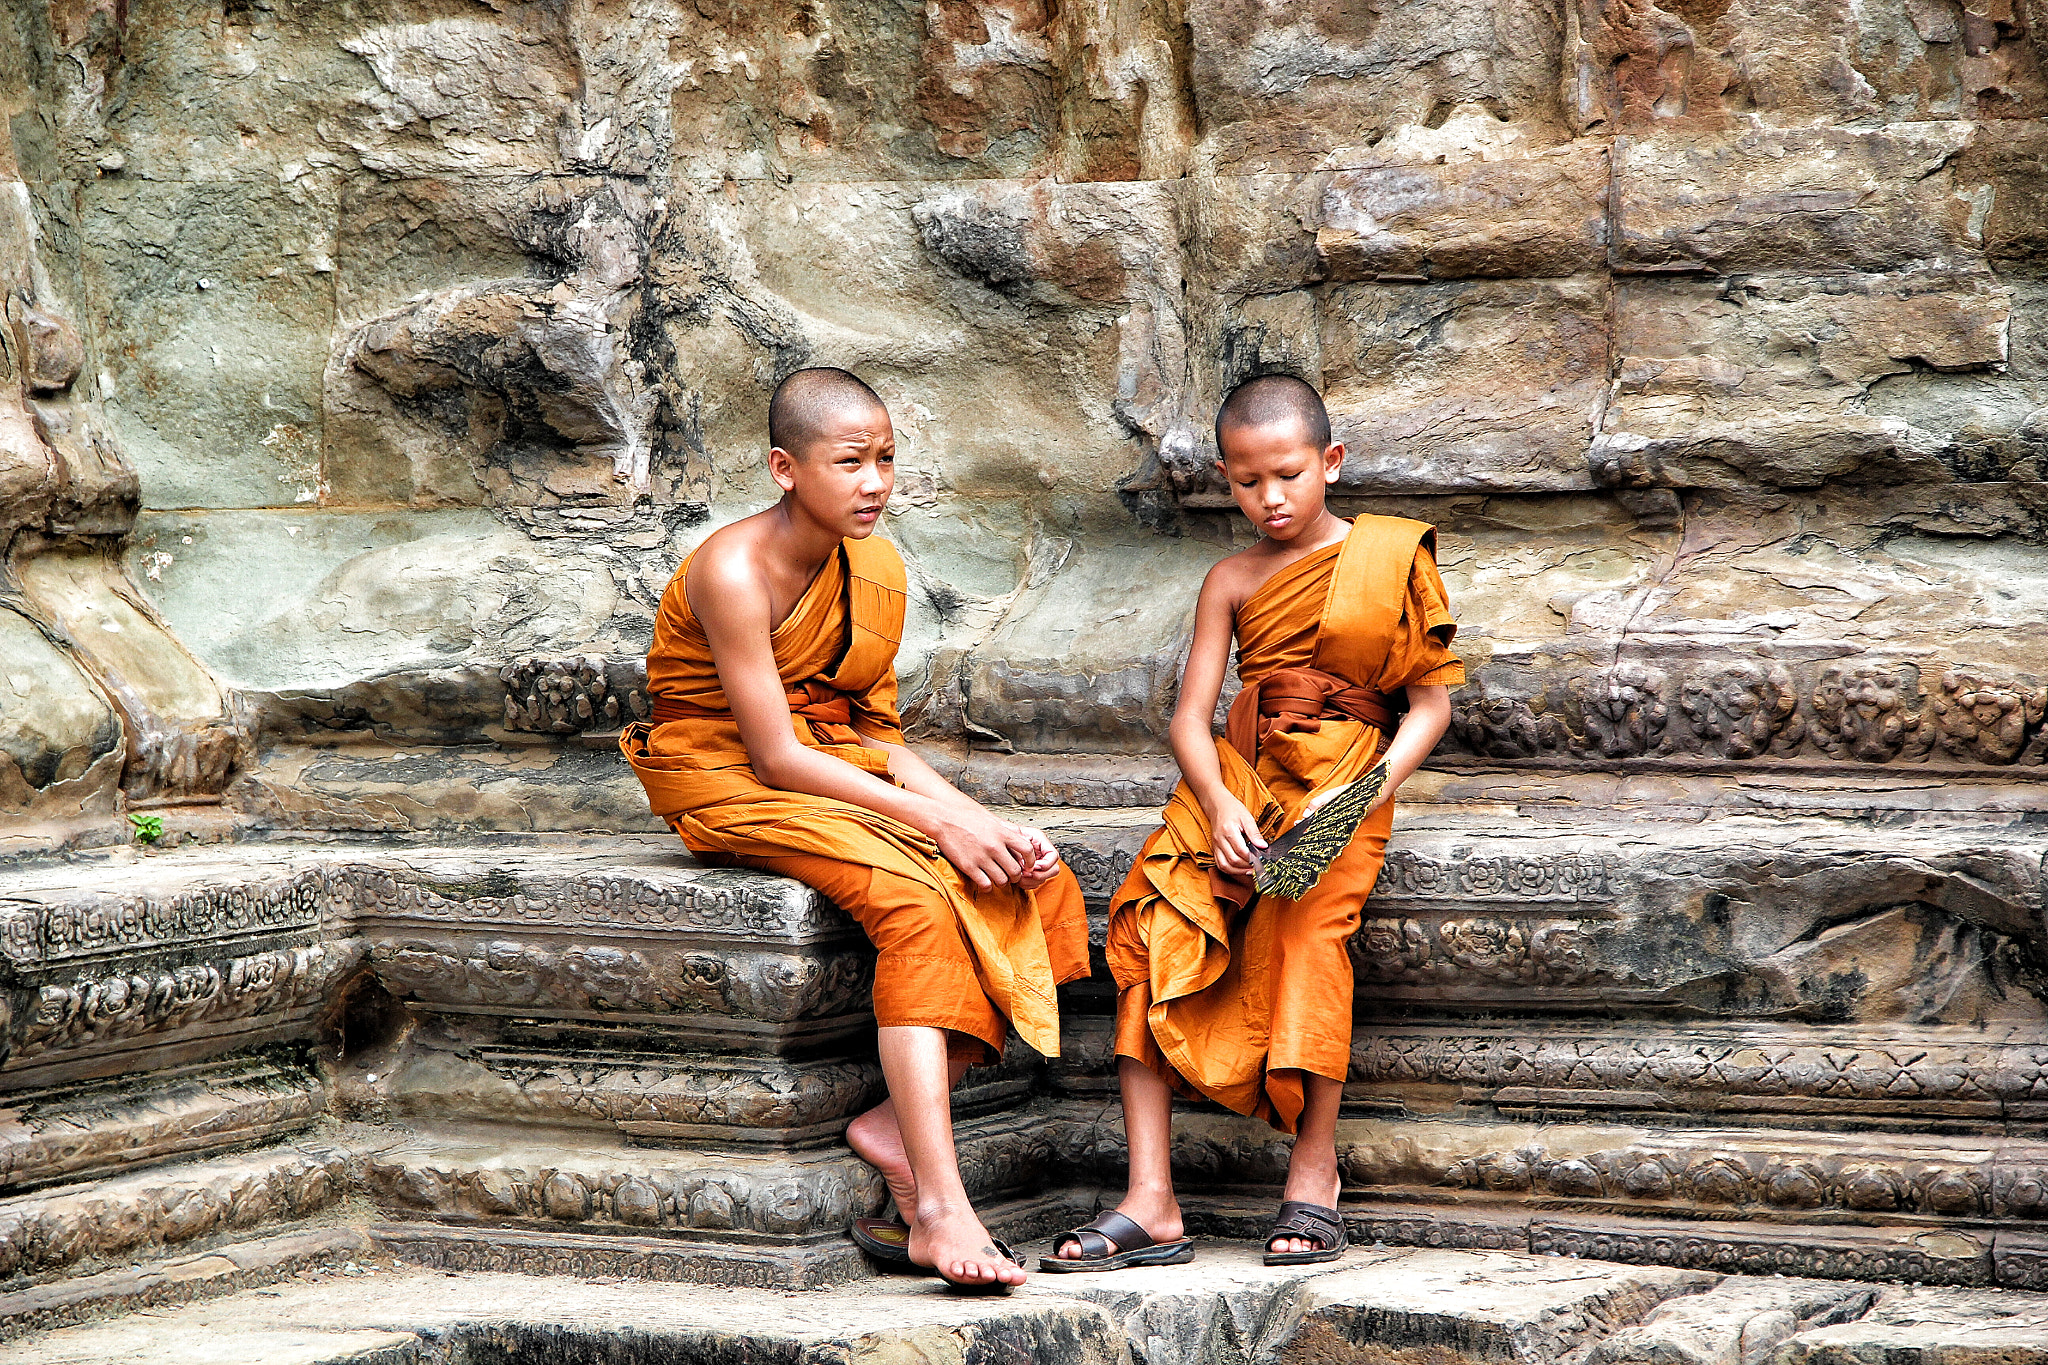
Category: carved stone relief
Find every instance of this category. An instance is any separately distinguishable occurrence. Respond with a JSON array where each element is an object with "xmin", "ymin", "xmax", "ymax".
[
  {"xmin": 369, "ymin": 937, "xmax": 873, "ymax": 1025},
  {"xmin": 501, "ymin": 654, "xmax": 650, "ymax": 735},
  {"xmin": 1447, "ymin": 657, "xmax": 2048, "ymax": 766}
]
